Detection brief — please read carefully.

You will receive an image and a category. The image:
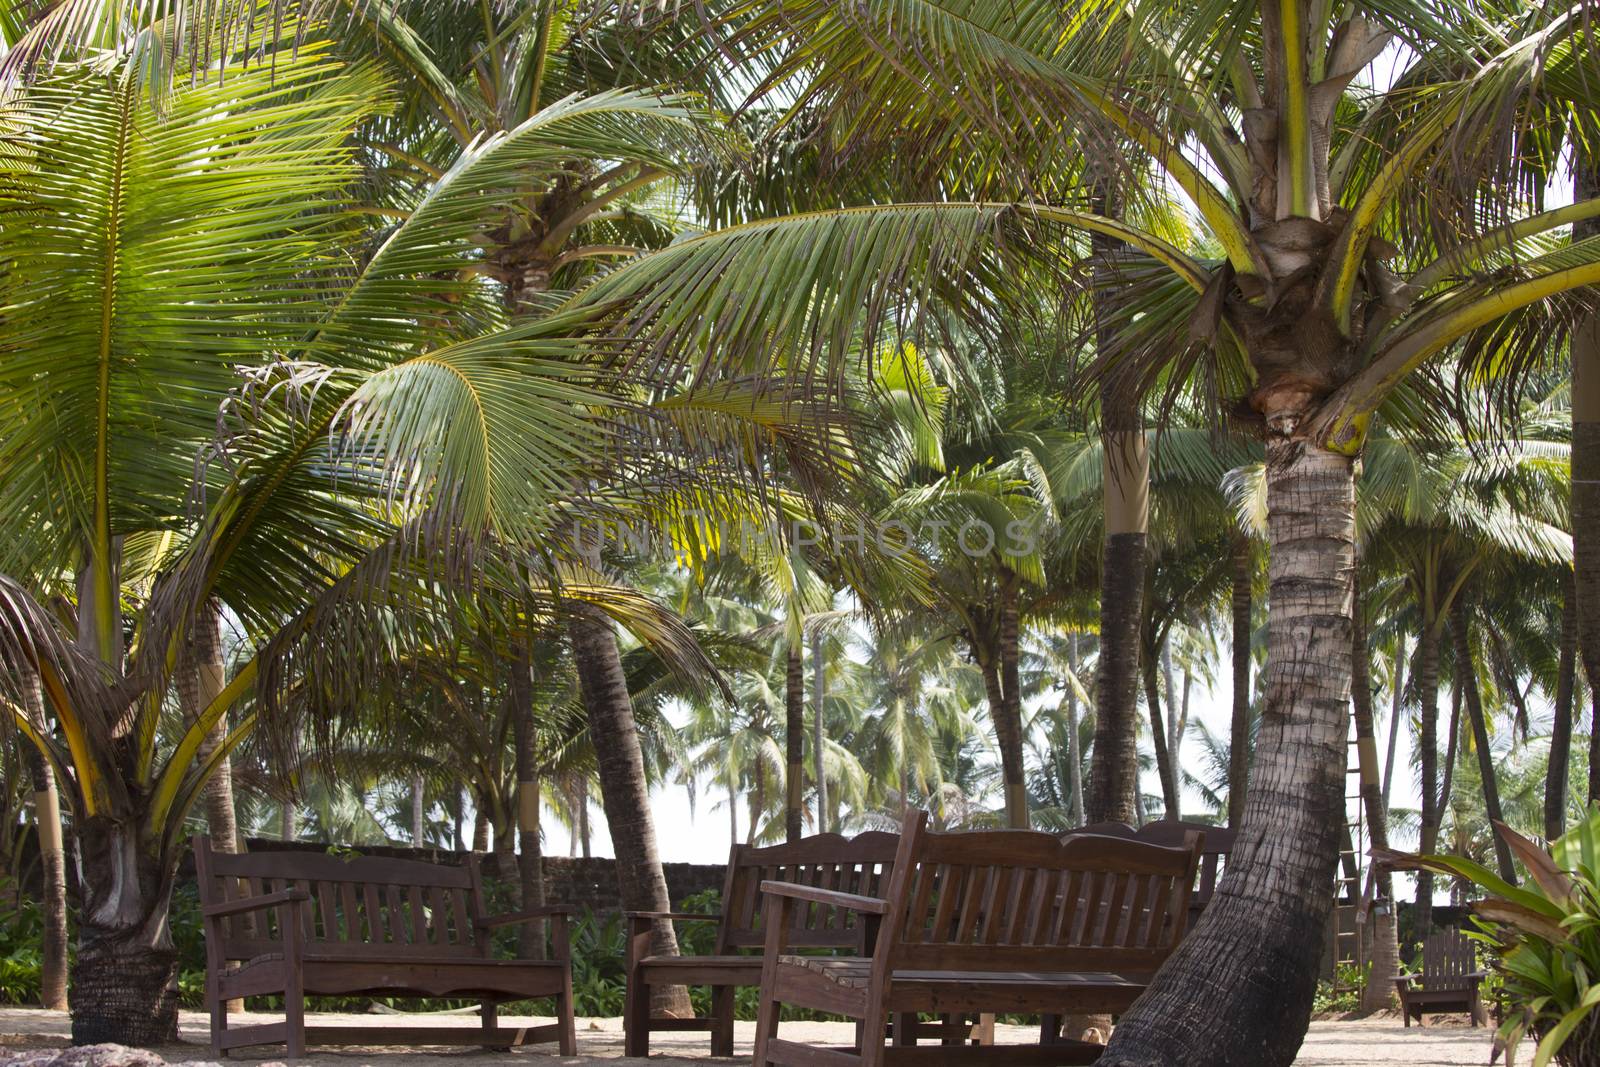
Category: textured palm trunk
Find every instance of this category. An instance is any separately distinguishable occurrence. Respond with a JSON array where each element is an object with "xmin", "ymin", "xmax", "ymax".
[
  {"xmin": 19, "ymin": 668, "xmax": 67, "ymax": 1011},
  {"xmin": 411, "ymin": 775, "xmax": 426, "ymax": 847},
  {"xmin": 1450, "ymin": 601, "xmax": 1515, "ymax": 882},
  {"xmin": 785, "ymin": 641, "xmax": 805, "ymax": 842},
  {"xmin": 1351, "ymin": 583, "xmax": 1397, "ymax": 1012},
  {"xmin": 567, "ymin": 610, "xmax": 690, "ymax": 1017},
  {"xmin": 280, "ymin": 801, "xmax": 297, "ymax": 842},
  {"xmin": 1087, "ymin": 416, "xmax": 1148, "ymax": 824},
  {"xmin": 1099, "ymin": 435, "xmax": 1355, "ymax": 1067},
  {"xmin": 1572, "ymin": 153, "xmax": 1600, "ymax": 807},
  {"xmin": 576, "ymin": 777, "xmax": 592, "ymax": 858},
  {"xmin": 509, "ymin": 646, "xmax": 546, "ymax": 960},
  {"xmin": 1547, "ymin": 578, "xmax": 1578, "ymax": 840},
  {"xmin": 1229, "ymin": 536, "xmax": 1253, "ymax": 827},
  {"xmin": 1412, "ymin": 618, "xmax": 1442, "ymax": 938},
  {"xmin": 177, "ymin": 601, "xmax": 237, "ymax": 852},
  {"xmin": 1065, "ymin": 631, "xmax": 1085, "ymax": 825},
  {"xmin": 1382, "ymin": 642, "xmax": 1405, "ymax": 809},
  {"xmin": 1141, "ymin": 646, "xmax": 1179, "ymax": 820},
  {"xmin": 811, "ymin": 628, "xmax": 828, "ymax": 834},
  {"xmin": 71, "ymin": 815, "xmax": 180, "ymax": 1045},
  {"xmin": 998, "ymin": 574, "xmax": 1029, "ymax": 828}
]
